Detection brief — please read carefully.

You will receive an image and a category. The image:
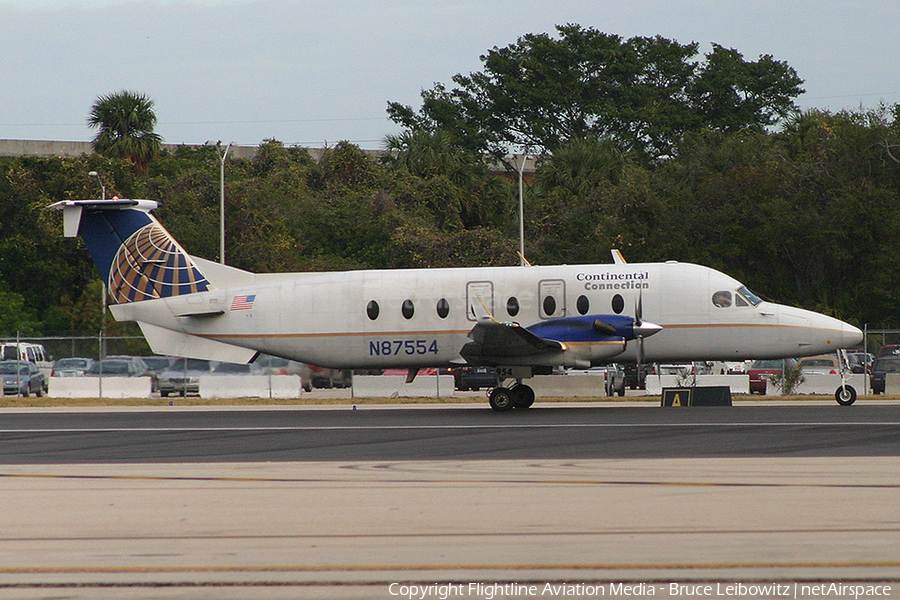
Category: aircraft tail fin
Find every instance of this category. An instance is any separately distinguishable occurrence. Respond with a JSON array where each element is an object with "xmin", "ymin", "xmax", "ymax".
[{"xmin": 48, "ymin": 199, "xmax": 212, "ymax": 304}]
